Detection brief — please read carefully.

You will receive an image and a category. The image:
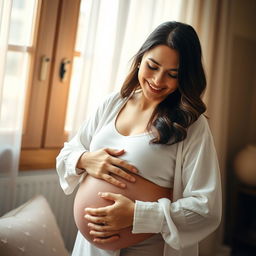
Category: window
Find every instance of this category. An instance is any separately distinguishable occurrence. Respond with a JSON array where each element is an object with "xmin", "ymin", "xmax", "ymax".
[
  {"xmin": 18, "ymin": 0, "xmax": 81, "ymax": 170},
  {"xmin": 2, "ymin": 0, "xmax": 39, "ymax": 134}
]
